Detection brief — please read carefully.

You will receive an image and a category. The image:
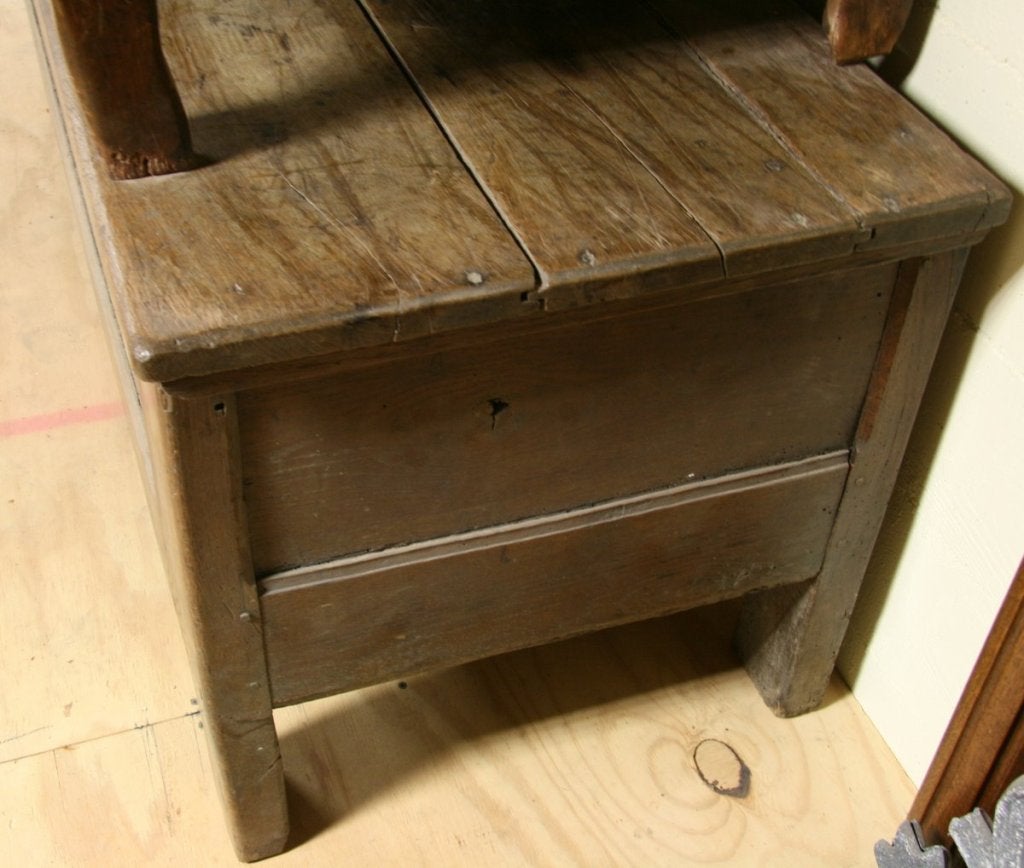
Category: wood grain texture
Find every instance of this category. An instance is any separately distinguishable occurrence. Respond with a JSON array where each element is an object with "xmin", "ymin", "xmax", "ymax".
[
  {"xmin": 824, "ymin": 0, "xmax": 914, "ymax": 63},
  {"xmin": 911, "ymin": 557, "xmax": 1024, "ymax": 846},
  {"xmin": 163, "ymin": 225, "xmax": 991, "ymax": 399},
  {"xmin": 142, "ymin": 388, "xmax": 288, "ymax": 860},
  {"xmin": 361, "ymin": 0, "xmax": 862, "ymax": 286},
  {"xmin": 239, "ymin": 264, "xmax": 892, "ymax": 573},
  {"xmin": 33, "ymin": 0, "xmax": 536, "ymax": 382},
  {"xmin": 34, "ymin": 0, "xmax": 1008, "ymax": 384},
  {"xmin": 650, "ymin": 0, "xmax": 1011, "ymax": 249},
  {"xmin": 737, "ymin": 250, "xmax": 968, "ymax": 716},
  {"xmin": 261, "ymin": 454, "xmax": 847, "ymax": 707},
  {"xmin": 0, "ymin": 1, "xmax": 943, "ymax": 861},
  {"xmin": 0, "ymin": 616, "xmax": 915, "ymax": 867},
  {"xmin": 48, "ymin": 0, "xmax": 200, "ymax": 178}
]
